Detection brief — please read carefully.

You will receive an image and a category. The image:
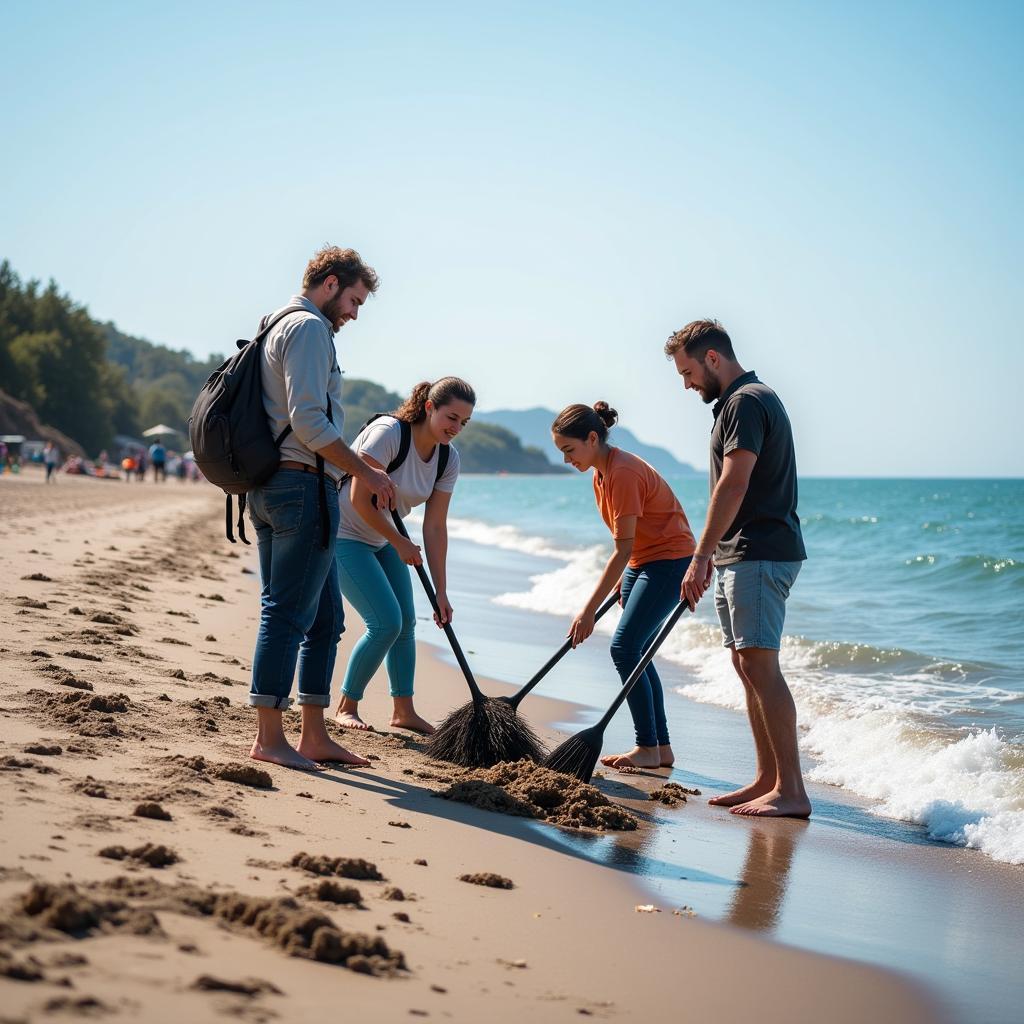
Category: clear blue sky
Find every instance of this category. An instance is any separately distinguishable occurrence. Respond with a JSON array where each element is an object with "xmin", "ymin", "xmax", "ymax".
[{"xmin": 2, "ymin": 1, "xmax": 1021, "ymax": 476}]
